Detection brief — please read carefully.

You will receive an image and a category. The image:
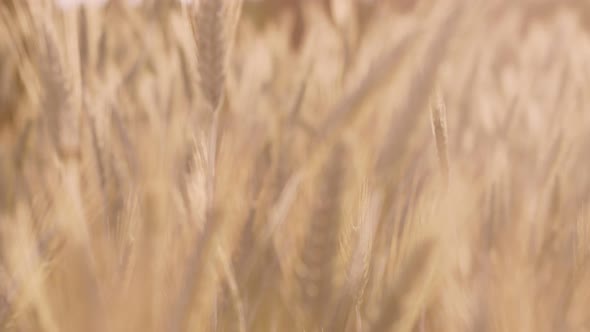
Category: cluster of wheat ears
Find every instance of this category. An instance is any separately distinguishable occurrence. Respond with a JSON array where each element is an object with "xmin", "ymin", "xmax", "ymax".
[{"xmin": 1, "ymin": 0, "xmax": 590, "ymax": 331}]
